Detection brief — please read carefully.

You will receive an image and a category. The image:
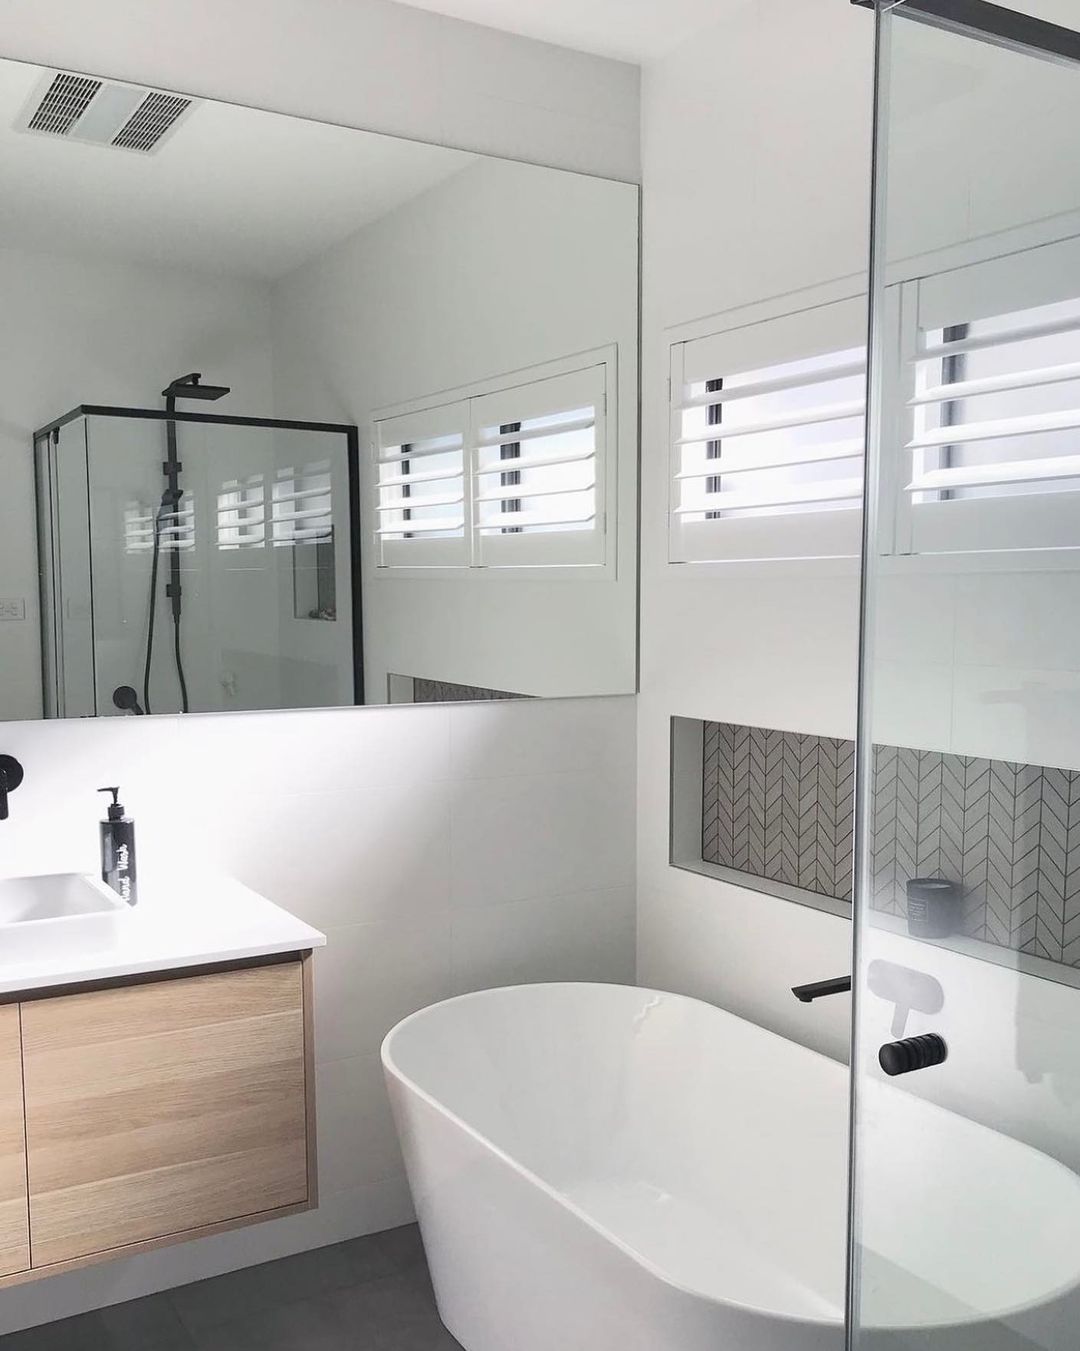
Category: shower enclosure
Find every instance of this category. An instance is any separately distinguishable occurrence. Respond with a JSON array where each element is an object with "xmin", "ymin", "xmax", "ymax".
[
  {"xmin": 851, "ymin": 1, "xmax": 1080, "ymax": 1348},
  {"xmin": 34, "ymin": 403, "xmax": 360, "ymax": 718}
]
